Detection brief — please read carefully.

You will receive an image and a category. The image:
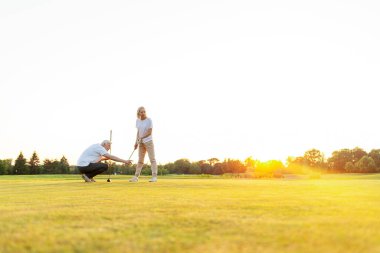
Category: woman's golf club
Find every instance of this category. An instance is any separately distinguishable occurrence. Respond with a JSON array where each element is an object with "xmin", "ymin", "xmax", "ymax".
[
  {"xmin": 107, "ymin": 130, "xmax": 112, "ymax": 182},
  {"xmin": 107, "ymin": 139, "xmax": 136, "ymax": 182},
  {"xmin": 128, "ymin": 148, "xmax": 136, "ymax": 160}
]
